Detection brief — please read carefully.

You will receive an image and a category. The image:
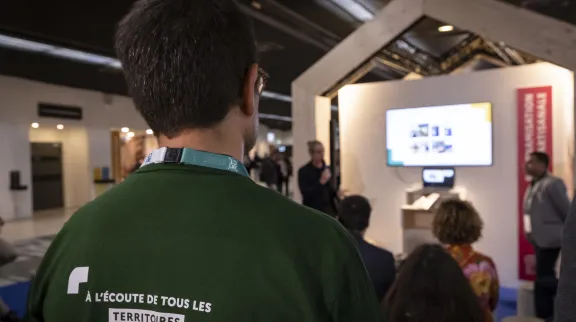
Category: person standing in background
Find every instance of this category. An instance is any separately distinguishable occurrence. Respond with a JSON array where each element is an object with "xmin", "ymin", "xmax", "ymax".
[
  {"xmin": 298, "ymin": 140, "xmax": 339, "ymax": 216},
  {"xmin": 260, "ymin": 150, "xmax": 280, "ymax": 190},
  {"xmin": 282, "ymin": 155, "xmax": 293, "ymax": 197},
  {"xmin": 339, "ymin": 195, "xmax": 396, "ymax": 302},
  {"xmin": 523, "ymin": 151, "xmax": 570, "ymax": 321}
]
